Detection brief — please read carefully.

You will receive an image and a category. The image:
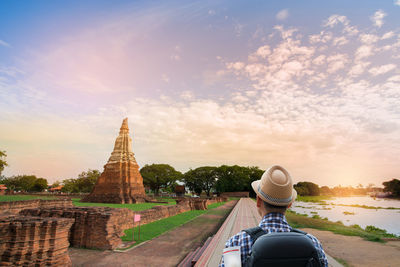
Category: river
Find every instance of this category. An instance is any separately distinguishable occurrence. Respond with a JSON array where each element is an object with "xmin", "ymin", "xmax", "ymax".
[{"xmin": 291, "ymin": 196, "xmax": 400, "ymax": 236}]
